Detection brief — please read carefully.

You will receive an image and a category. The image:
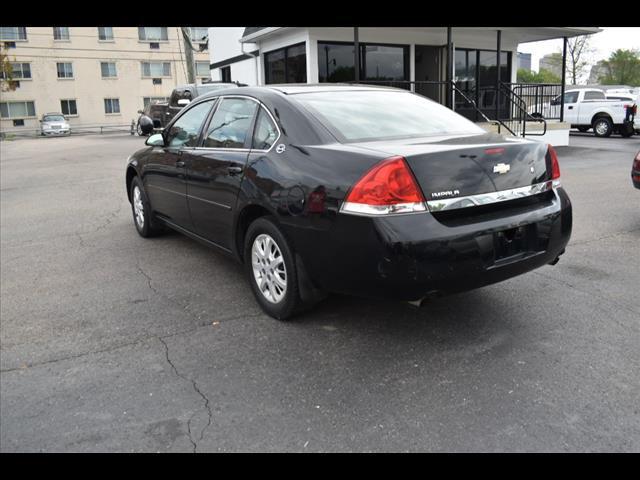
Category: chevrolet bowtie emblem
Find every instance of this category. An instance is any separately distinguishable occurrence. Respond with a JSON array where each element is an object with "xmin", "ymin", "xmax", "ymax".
[{"xmin": 493, "ymin": 163, "xmax": 510, "ymax": 174}]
